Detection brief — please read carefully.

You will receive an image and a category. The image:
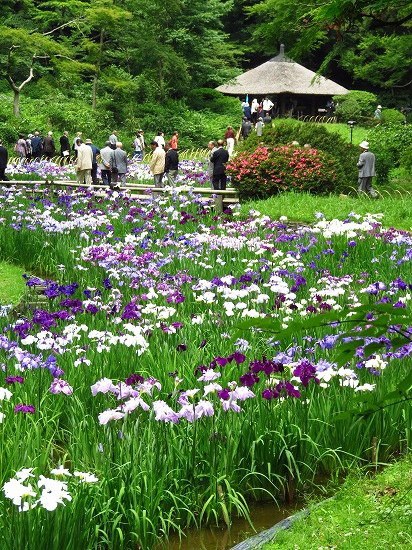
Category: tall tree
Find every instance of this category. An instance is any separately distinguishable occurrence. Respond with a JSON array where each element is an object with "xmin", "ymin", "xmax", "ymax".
[{"xmin": 248, "ymin": 0, "xmax": 412, "ymax": 89}]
